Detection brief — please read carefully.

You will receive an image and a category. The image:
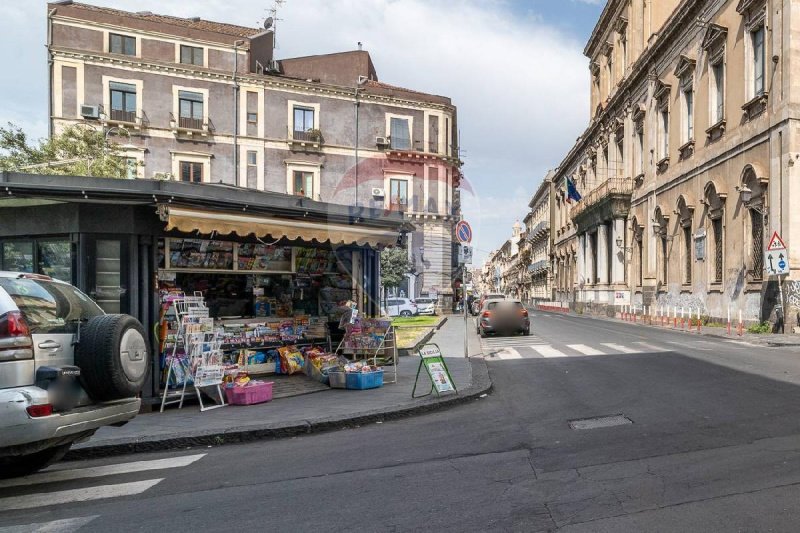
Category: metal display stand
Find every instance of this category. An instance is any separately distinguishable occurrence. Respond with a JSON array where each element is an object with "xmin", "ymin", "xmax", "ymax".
[
  {"xmin": 160, "ymin": 294, "xmax": 227, "ymax": 412},
  {"xmin": 412, "ymin": 343, "xmax": 457, "ymax": 398},
  {"xmin": 335, "ymin": 317, "xmax": 398, "ymax": 384}
]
